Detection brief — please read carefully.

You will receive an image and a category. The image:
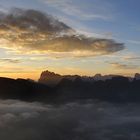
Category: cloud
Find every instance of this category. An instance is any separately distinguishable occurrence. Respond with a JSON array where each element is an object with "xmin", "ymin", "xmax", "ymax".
[
  {"xmin": 0, "ymin": 99, "xmax": 140, "ymax": 140},
  {"xmin": 110, "ymin": 62, "xmax": 139, "ymax": 70},
  {"xmin": 0, "ymin": 65, "xmax": 38, "ymax": 74},
  {"xmin": 124, "ymin": 56, "xmax": 140, "ymax": 60},
  {"xmin": 0, "ymin": 8, "xmax": 125, "ymax": 57},
  {"xmin": 41, "ymin": 0, "xmax": 112, "ymax": 21},
  {"xmin": 0, "ymin": 58, "xmax": 21, "ymax": 63}
]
